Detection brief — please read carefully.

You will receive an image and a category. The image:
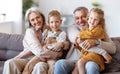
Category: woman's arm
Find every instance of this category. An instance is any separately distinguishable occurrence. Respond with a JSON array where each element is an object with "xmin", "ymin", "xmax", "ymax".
[{"xmin": 23, "ymin": 28, "xmax": 43, "ymax": 57}]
